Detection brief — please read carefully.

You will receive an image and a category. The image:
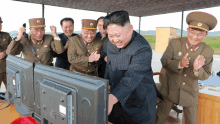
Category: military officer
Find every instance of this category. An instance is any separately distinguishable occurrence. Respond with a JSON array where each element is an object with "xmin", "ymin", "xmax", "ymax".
[
  {"xmin": 6, "ymin": 18, "xmax": 64, "ymax": 66},
  {"xmin": 0, "ymin": 17, "xmax": 12, "ymax": 89},
  {"xmin": 156, "ymin": 11, "xmax": 217, "ymax": 124},
  {"xmin": 68, "ymin": 19, "xmax": 103, "ymax": 76}
]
